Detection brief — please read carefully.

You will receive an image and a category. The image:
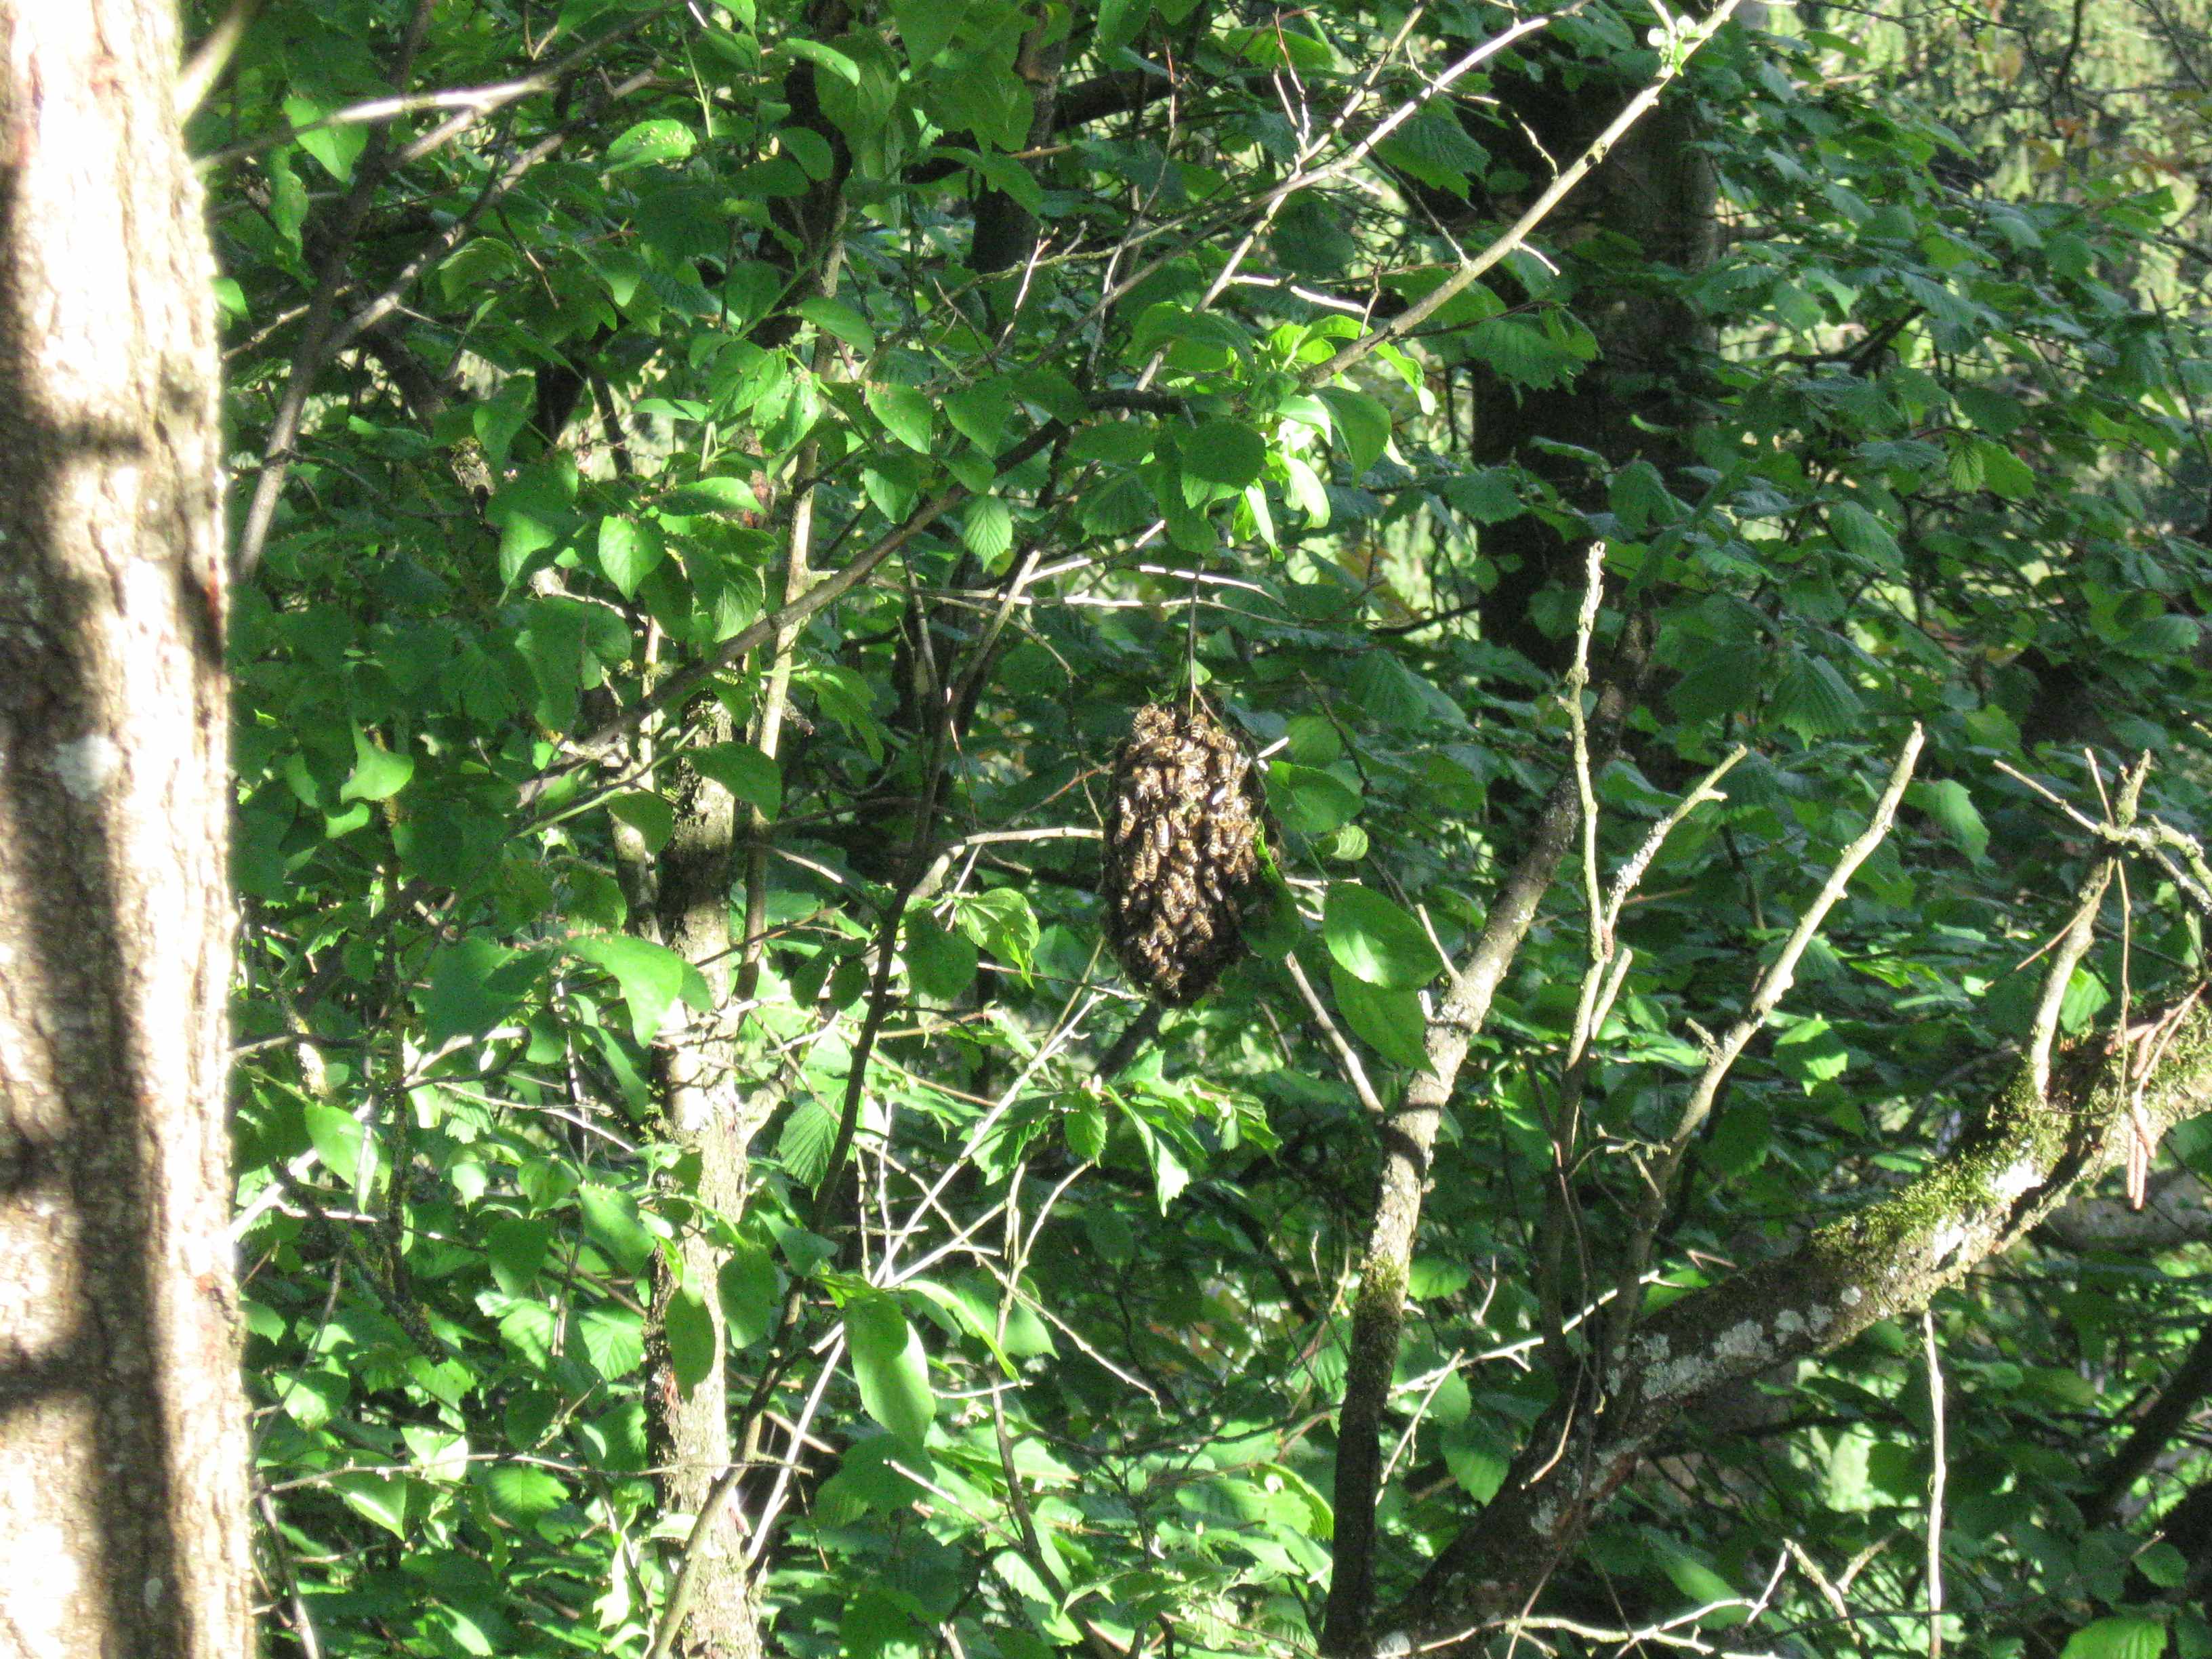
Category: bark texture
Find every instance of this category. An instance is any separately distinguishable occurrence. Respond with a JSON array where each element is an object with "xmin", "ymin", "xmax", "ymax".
[
  {"xmin": 632, "ymin": 714, "xmax": 765, "ymax": 1659},
  {"xmin": 0, "ymin": 4, "xmax": 251, "ymax": 1656},
  {"xmin": 1385, "ymin": 1009, "xmax": 2212, "ymax": 1651},
  {"xmin": 1324, "ymin": 42, "xmax": 1717, "ymax": 1652}
]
